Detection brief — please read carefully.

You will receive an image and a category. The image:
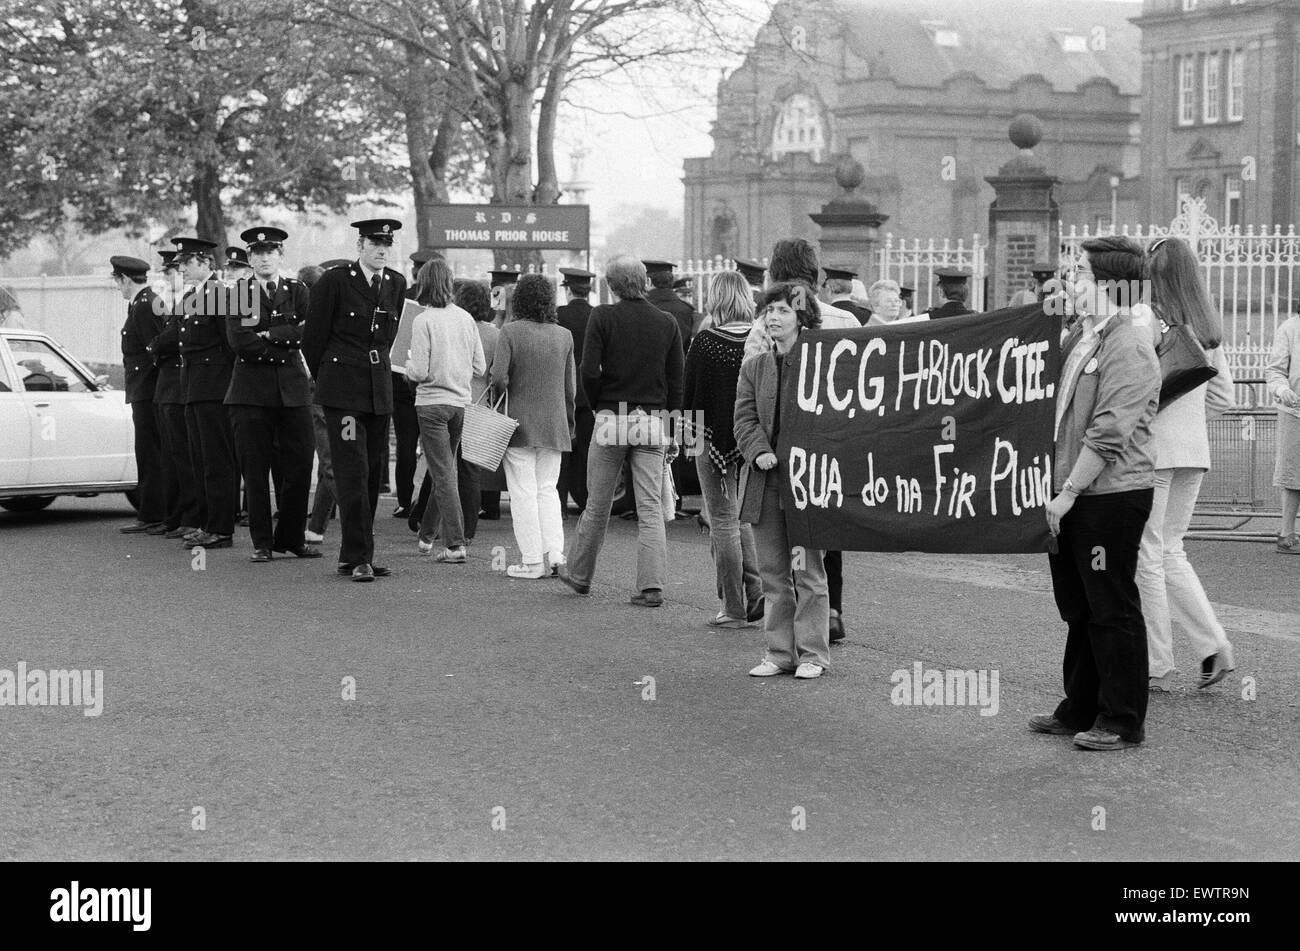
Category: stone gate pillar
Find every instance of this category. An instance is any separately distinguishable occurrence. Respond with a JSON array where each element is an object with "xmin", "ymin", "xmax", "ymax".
[
  {"xmin": 985, "ymin": 115, "xmax": 1060, "ymax": 310},
  {"xmin": 810, "ymin": 156, "xmax": 889, "ymax": 284}
]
